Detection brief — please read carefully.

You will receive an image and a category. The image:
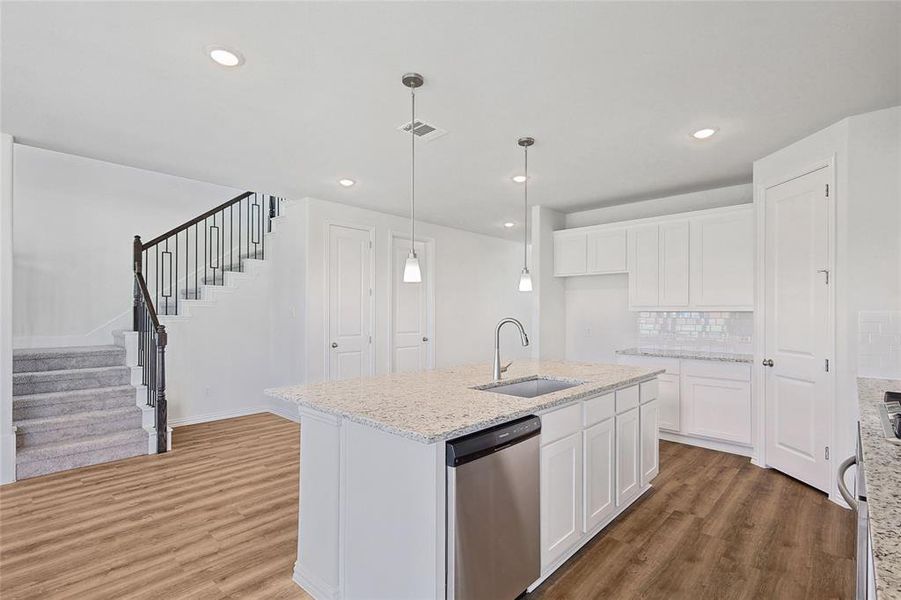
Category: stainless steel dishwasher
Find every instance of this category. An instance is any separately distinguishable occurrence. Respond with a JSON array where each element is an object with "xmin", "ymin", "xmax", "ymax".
[{"xmin": 446, "ymin": 415, "xmax": 541, "ymax": 600}]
